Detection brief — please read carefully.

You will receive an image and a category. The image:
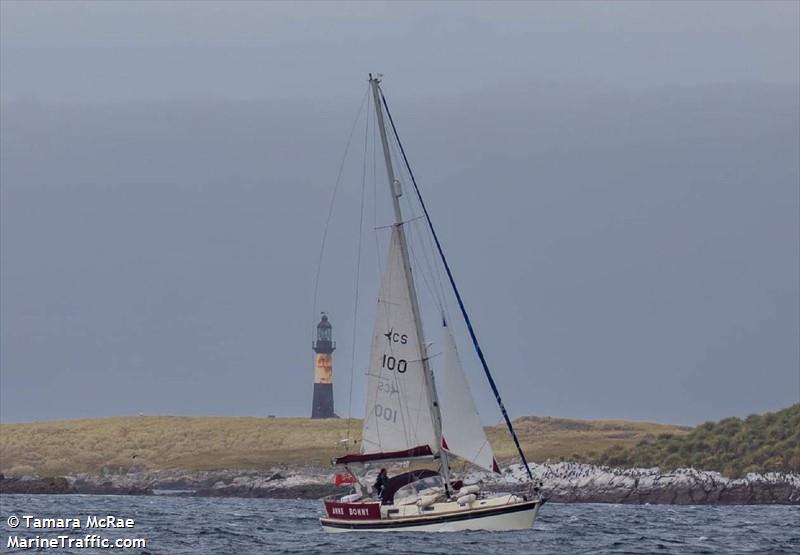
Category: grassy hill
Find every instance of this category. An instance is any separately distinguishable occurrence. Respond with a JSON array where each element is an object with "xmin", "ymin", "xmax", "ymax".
[
  {"xmin": 0, "ymin": 414, "xmax": 687, "ymax": 477},
  {"xmin": 4, "ymin": 408, "xmax": 795, "ymax": 479},
  {"xmin": 594, "ymin": 404, "xmax": 800, "ymax": 478},
  {"xmin": 486, "ymin": 416, "xmax": 688, "ymax": 468}
]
